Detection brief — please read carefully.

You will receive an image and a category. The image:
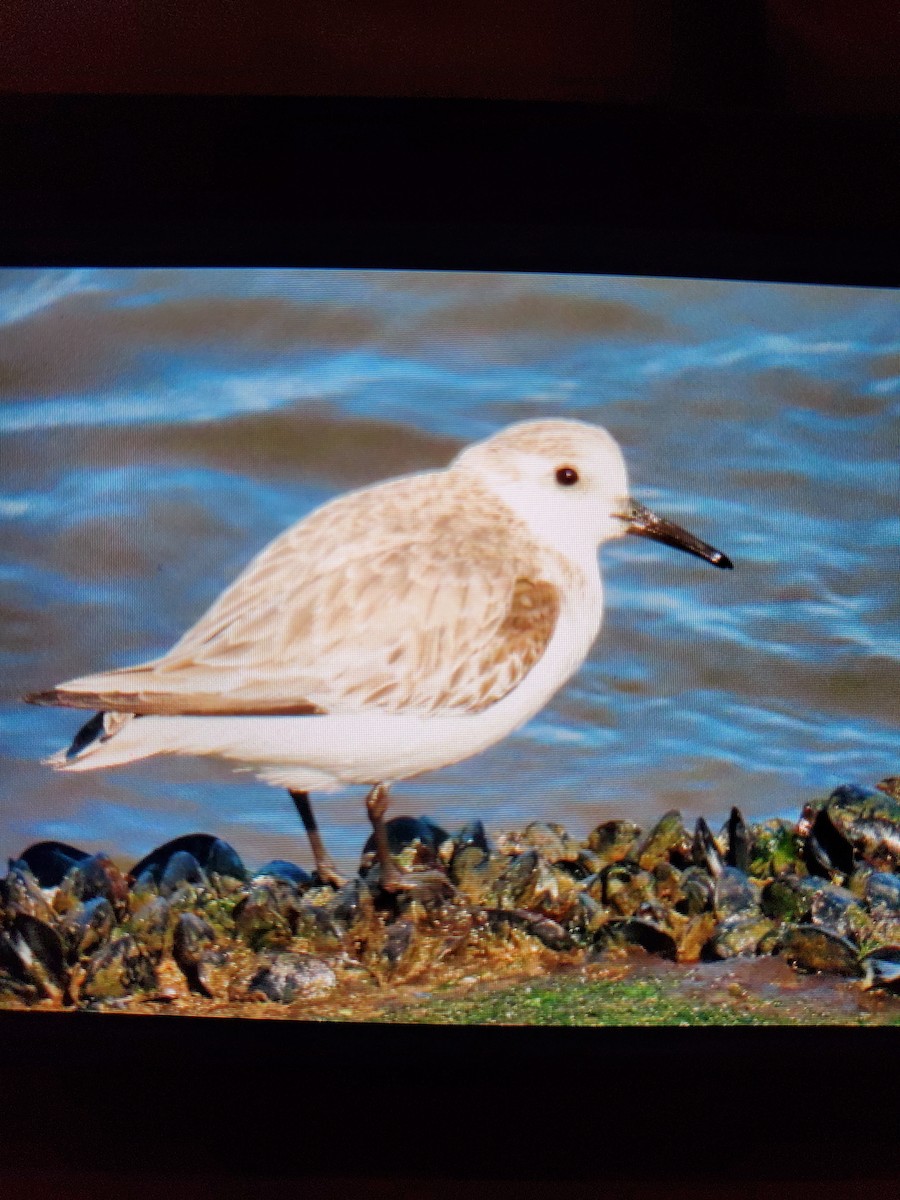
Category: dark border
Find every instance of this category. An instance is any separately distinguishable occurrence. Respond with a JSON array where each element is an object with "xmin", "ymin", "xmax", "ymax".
[
  {"xmin": 1, "ymin": 95, "xmax": 899, "ymax": 1183},
  {"xmin": 1, "ymin": 95, "xmax": 898, "ymax": 284}
]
